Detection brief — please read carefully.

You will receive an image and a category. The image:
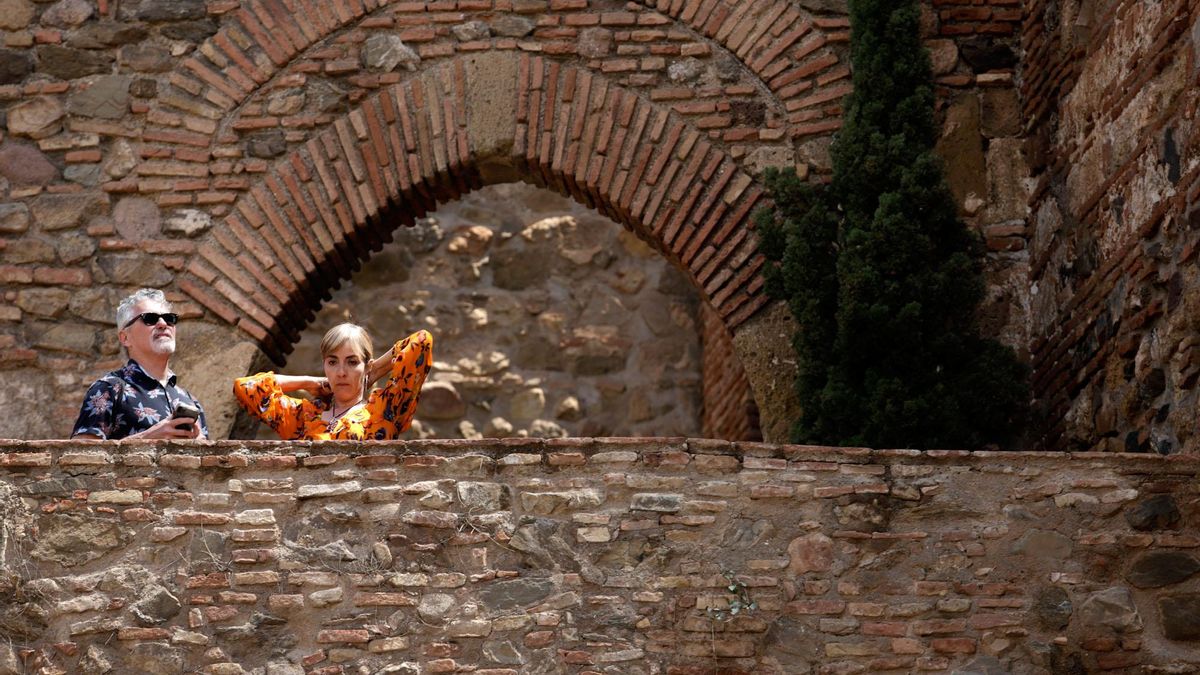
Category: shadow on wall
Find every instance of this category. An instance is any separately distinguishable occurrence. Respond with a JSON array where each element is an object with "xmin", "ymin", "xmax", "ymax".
[{"xmin": 268, "ymin": 183, "xmax": 706, "ymax": 441}]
